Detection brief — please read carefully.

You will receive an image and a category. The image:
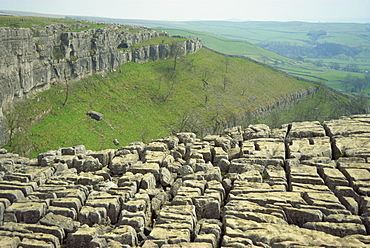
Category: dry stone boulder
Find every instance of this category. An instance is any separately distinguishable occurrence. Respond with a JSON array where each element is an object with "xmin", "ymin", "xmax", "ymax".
[{"xmin": 40, "ymin": 212, "xmax": 80, "ymax": 234}]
